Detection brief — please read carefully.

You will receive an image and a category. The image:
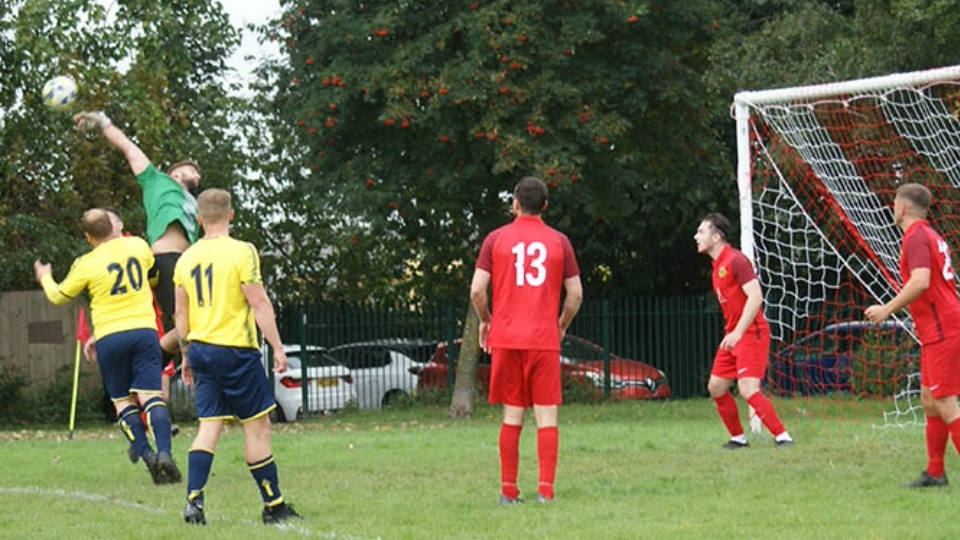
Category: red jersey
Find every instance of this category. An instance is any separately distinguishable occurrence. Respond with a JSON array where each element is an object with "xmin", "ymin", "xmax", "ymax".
[
  {"xmin": 900, "ymin": 220, "xmax": 960, "ymax": 344},
  {"xmin": 477, "ymin": 215, "xmax": 579, "ymax": 351},
  {"xmin": 712, "ymin": 245, "xmax": 769, "ymax": 337}
]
